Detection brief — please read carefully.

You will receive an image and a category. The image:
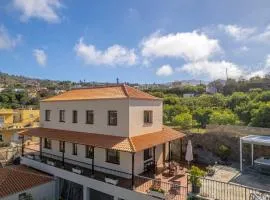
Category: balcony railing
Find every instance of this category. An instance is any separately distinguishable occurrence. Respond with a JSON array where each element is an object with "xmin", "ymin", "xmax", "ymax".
[{"xmin": 23, "ymin": 148, "xmax": 188, "ymax": 200}]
